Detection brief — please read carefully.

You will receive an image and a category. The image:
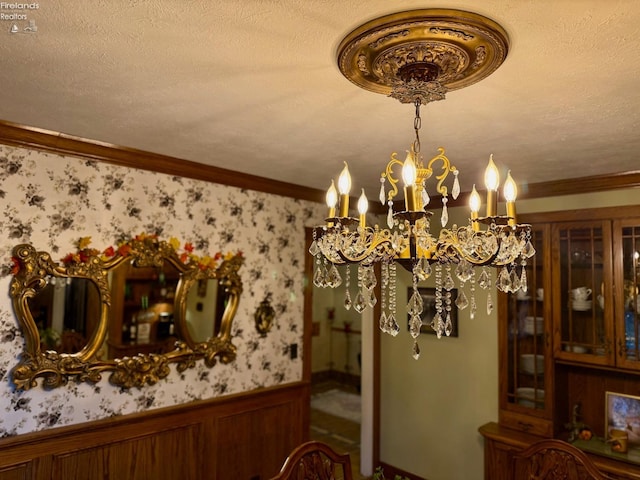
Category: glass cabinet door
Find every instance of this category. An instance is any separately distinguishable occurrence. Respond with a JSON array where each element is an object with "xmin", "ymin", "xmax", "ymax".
[
  {"xmin": 500, "ymin": 225, "xmax": 553, "ymax": 434},
  {"xmin": 614, "ymin": 220, "xmax": 640, "ymax": 368},
  {"xmin": 553, "ymin": 221, "xmax": 613, "ymax": 366}
]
